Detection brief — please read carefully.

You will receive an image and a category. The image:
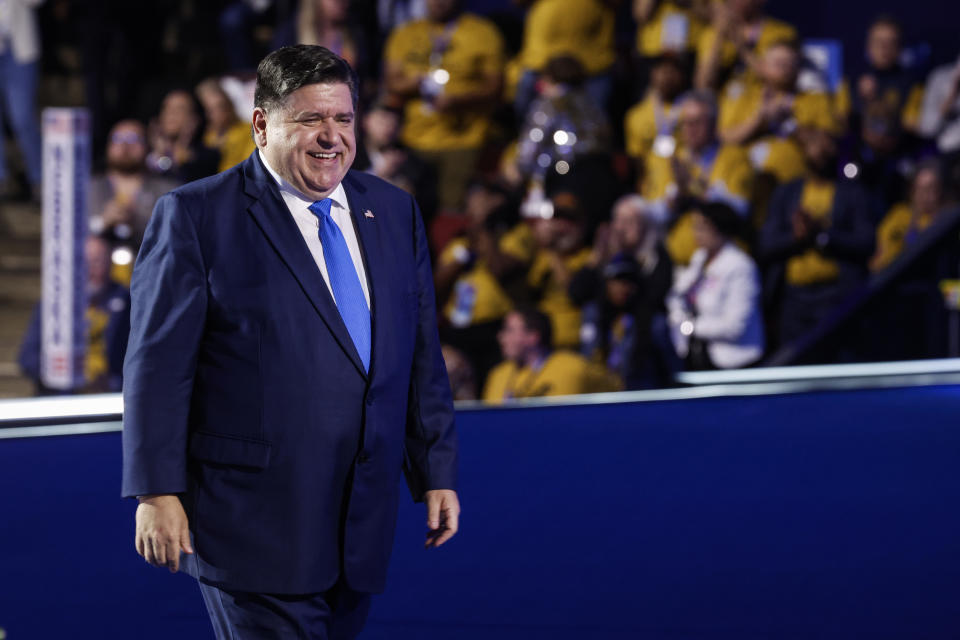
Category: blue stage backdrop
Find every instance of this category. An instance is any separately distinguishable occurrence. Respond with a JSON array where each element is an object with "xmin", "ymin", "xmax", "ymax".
[{"xmin": 2, "ymin": 385, "xmax": 960, "ymax": 639}]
